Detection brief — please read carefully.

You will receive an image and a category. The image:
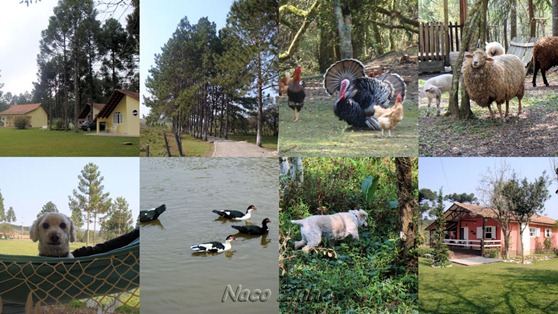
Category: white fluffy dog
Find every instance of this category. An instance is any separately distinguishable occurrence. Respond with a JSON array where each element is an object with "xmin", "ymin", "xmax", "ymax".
[
  {"xmin": 30, "ymin": 213, "xmax": 76, "ymax": 257},
  {"xmin": 291, "ymin": 209, "xmax": 368, "ymax": 252}
]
